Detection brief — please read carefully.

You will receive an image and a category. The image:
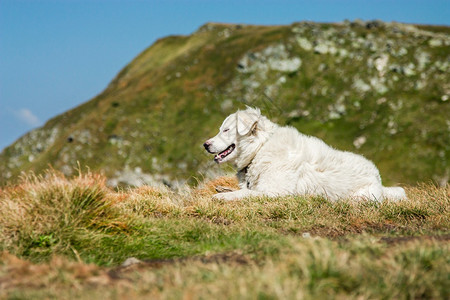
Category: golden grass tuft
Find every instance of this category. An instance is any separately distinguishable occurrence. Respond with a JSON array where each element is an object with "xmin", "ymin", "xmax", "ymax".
[
  {"xmin": 0, "ymin": 169, "xmax": 127, "ymax": 253},
  {"xmin": 114, "ymin": 184, "xmax": 182, "ymax": 218},
  {"xmin": 194, "ymin": 176, "xmax": 239, "ymax": 197}
]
